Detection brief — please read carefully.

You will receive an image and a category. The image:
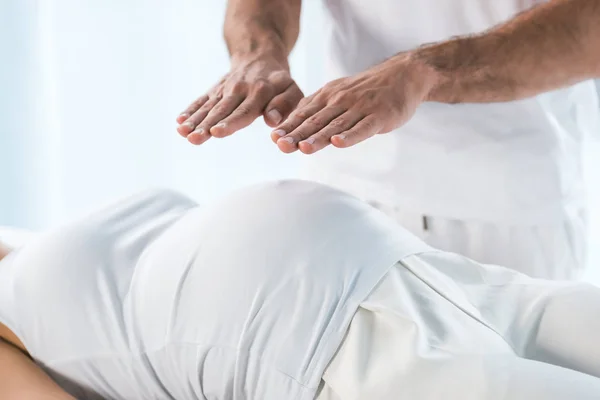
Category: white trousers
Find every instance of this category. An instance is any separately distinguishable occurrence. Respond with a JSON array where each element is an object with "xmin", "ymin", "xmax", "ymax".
[
  {"xmin": 316, "ymin": 252, "xmax": 600, "ymax": 400},
  {"xmin": 369, "ymin": 202, "xmax": 587, "ymax": 280}
]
